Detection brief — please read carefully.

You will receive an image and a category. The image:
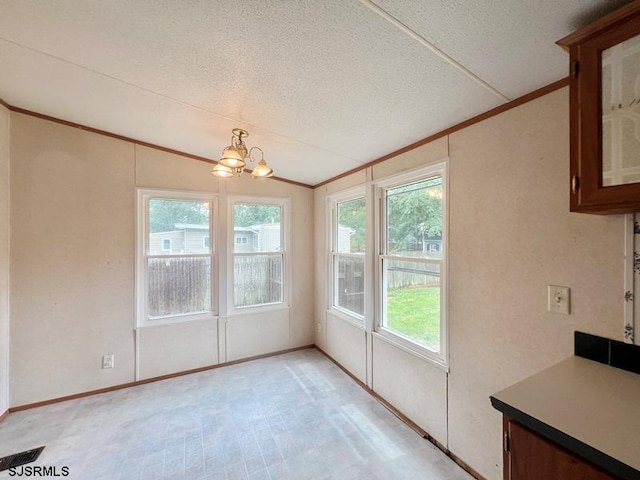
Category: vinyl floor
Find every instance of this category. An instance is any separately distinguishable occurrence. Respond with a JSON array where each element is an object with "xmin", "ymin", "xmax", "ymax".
[{"xmin": 0, "ymin": 349, "xmax": 474, "ymax": 480}]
